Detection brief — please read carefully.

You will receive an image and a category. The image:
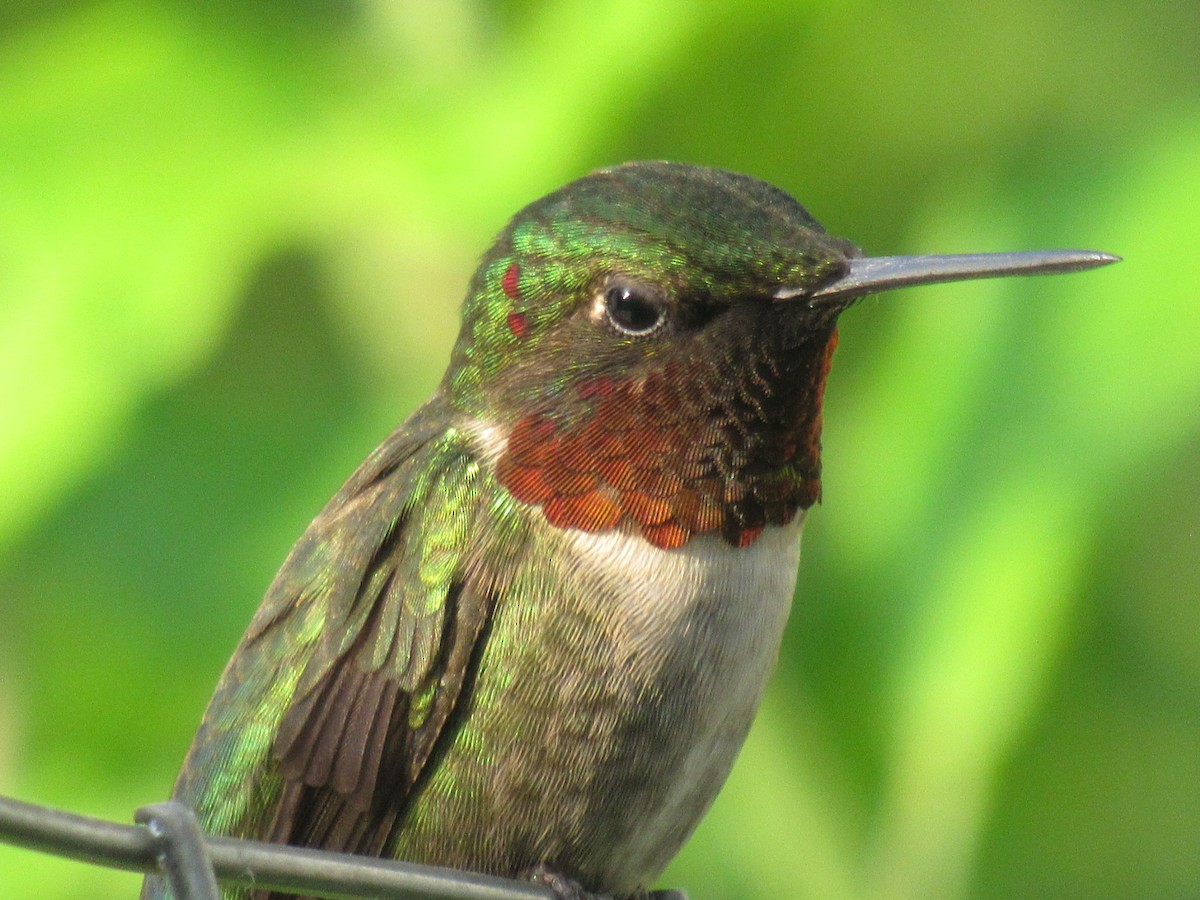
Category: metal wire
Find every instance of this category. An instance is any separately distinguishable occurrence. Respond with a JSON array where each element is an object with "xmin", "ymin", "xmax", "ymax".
[
  {"xmin": 0, "ymin": 793, "xmax": 553, "ymax": 899},
  {"xmin": 138, "ymin": 803, "xmax": 220, "ymax": 899}
]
